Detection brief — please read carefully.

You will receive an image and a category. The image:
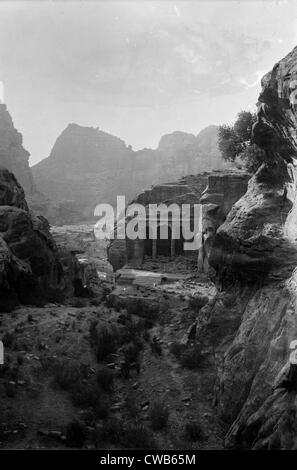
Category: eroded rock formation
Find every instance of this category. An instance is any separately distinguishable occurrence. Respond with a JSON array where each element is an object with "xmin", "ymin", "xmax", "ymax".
[
  {"xmin": 32, "ymin": 124, "xmax": 228, "ymax": 223},
  {"xmin": 198, "ymin": 171, "xmax": 249, "ymax": 273},
  {"xmin": 0, "ymin": 104, "xmax": 35, "ymax": 195},
  {"xmin": 0, "ymin": 167, "xmax": 71, "ymax": 311},
  {"xmin": 197, "ymin": 46, "xmax": 297, "ymax": 449}
]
